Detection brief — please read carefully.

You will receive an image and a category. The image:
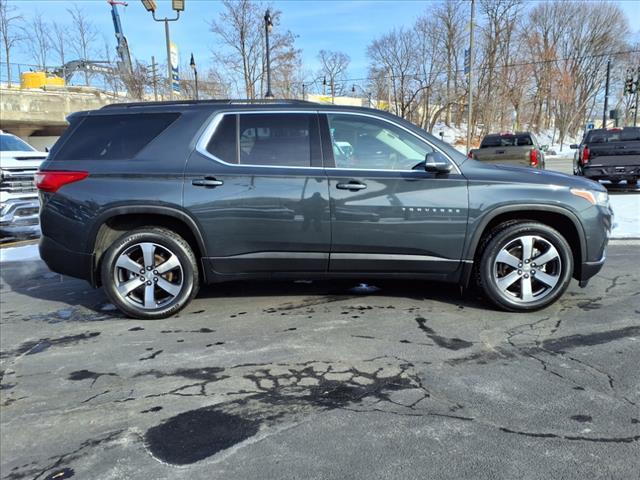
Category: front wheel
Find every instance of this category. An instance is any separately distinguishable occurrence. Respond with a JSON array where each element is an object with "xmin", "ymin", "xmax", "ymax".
[
  {"xmin": 477, "ymin": 222, "xmax": 573, "ymax": 312},
  {"xmin": 101, "ymin": 227, "xmax": 200, "ymax": 319}
]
